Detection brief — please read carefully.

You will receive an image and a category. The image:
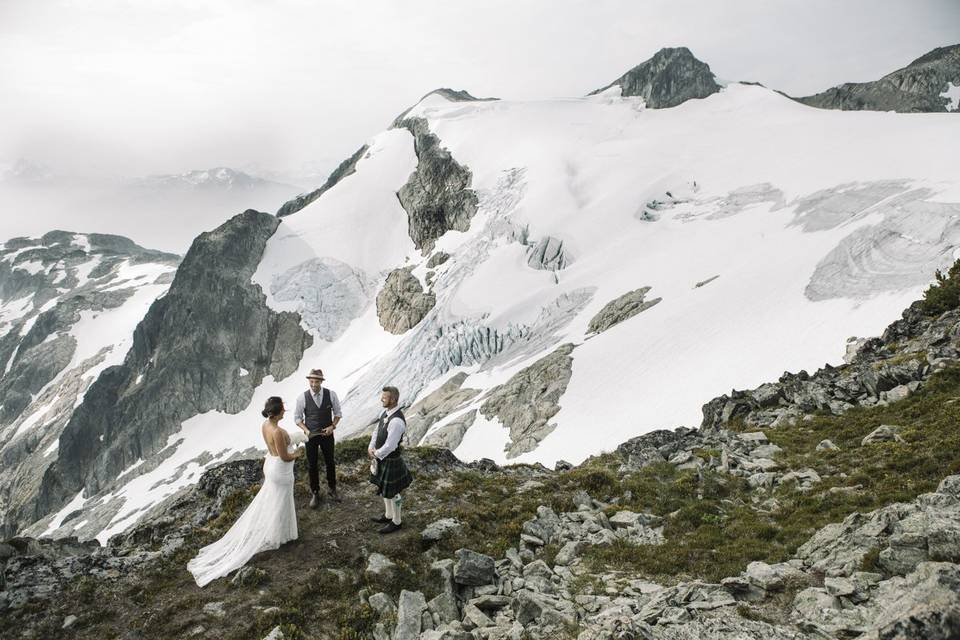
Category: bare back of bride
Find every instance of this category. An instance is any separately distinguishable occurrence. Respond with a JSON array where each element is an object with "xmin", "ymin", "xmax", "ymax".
[{"xmin": 188, "ymin": 396, "xmax": 303, "ymax": 587}]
